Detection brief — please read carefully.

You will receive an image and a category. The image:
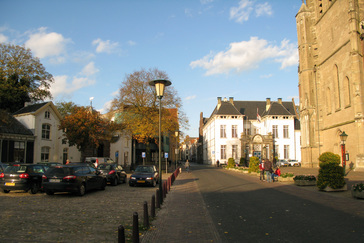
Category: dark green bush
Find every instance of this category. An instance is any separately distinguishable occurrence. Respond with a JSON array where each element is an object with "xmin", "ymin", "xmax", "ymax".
[
  {"xmin": 319, "ymin": 152, "xmax": 340, "ymax": 166},
  {"xmin": 317, "ymin": 152, "xmax": 345, "ymax": 190},
  {"xmin": 227, "ymin": 158, "xmax": 235, "ymax": 168},
  {"xmin": 239, "ymin": 157, "xmax": 246, "ymax": 166},
  {"xmin": 248, "ymin": 157, "xmax": 259, "ymax": 173}
]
